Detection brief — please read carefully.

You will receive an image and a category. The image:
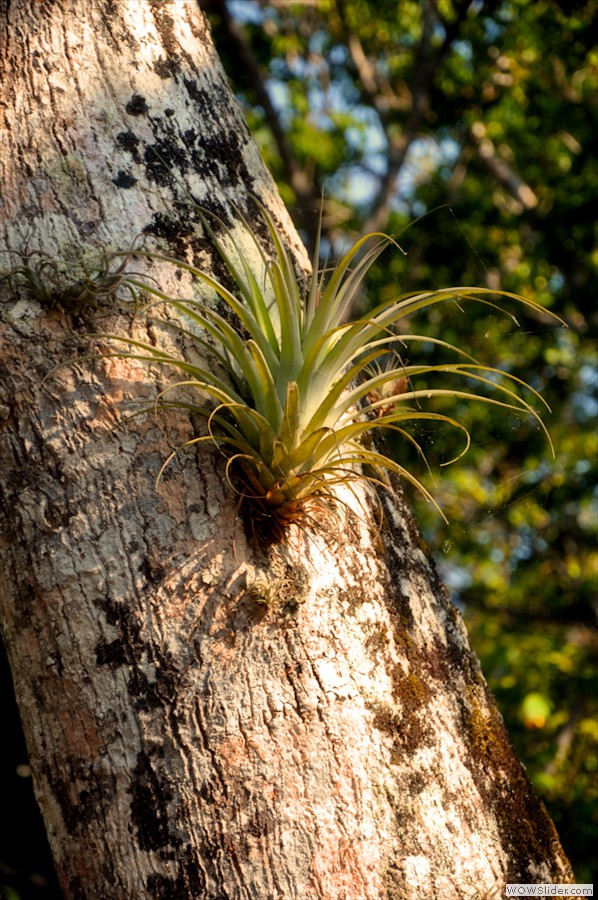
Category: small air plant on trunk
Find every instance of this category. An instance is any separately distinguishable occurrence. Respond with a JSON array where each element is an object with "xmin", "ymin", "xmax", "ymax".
[
  {"xmin": 102, "ymin": 205, "xmax": 562, "ymax": 547},
  {"xmin": 0, "ymin": 244, "xmax": 143, "ymax": 314}
]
